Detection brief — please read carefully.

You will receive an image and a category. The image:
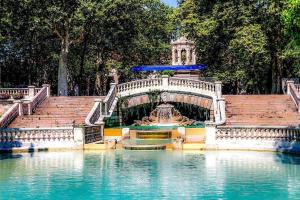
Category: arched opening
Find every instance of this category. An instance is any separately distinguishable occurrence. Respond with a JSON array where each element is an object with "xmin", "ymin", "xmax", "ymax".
[
  {"xmin": 115, "ymin": 102, "xmax": 210, "ymax": 127},
  {"xmin": 189, "ymin": 49, "xmax": 193, "ymax": 62},
  {"xmin": 181, "ymin": 49, "xmax": 187, "ymax": 65},
  {"xmin": 175, "ymin": 49, "xmax": 178, "ymax": 63}
]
